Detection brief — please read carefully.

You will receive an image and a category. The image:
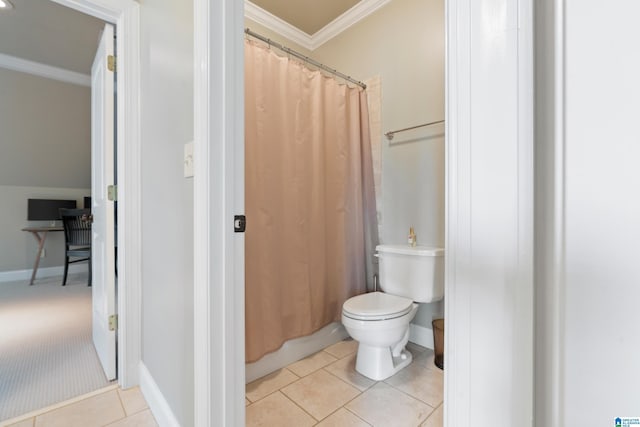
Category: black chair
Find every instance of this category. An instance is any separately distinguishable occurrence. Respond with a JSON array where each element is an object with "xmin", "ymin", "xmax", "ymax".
[{"xmin": 60, "ymin": 208, "xmax": 92, "ymax": 286}]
